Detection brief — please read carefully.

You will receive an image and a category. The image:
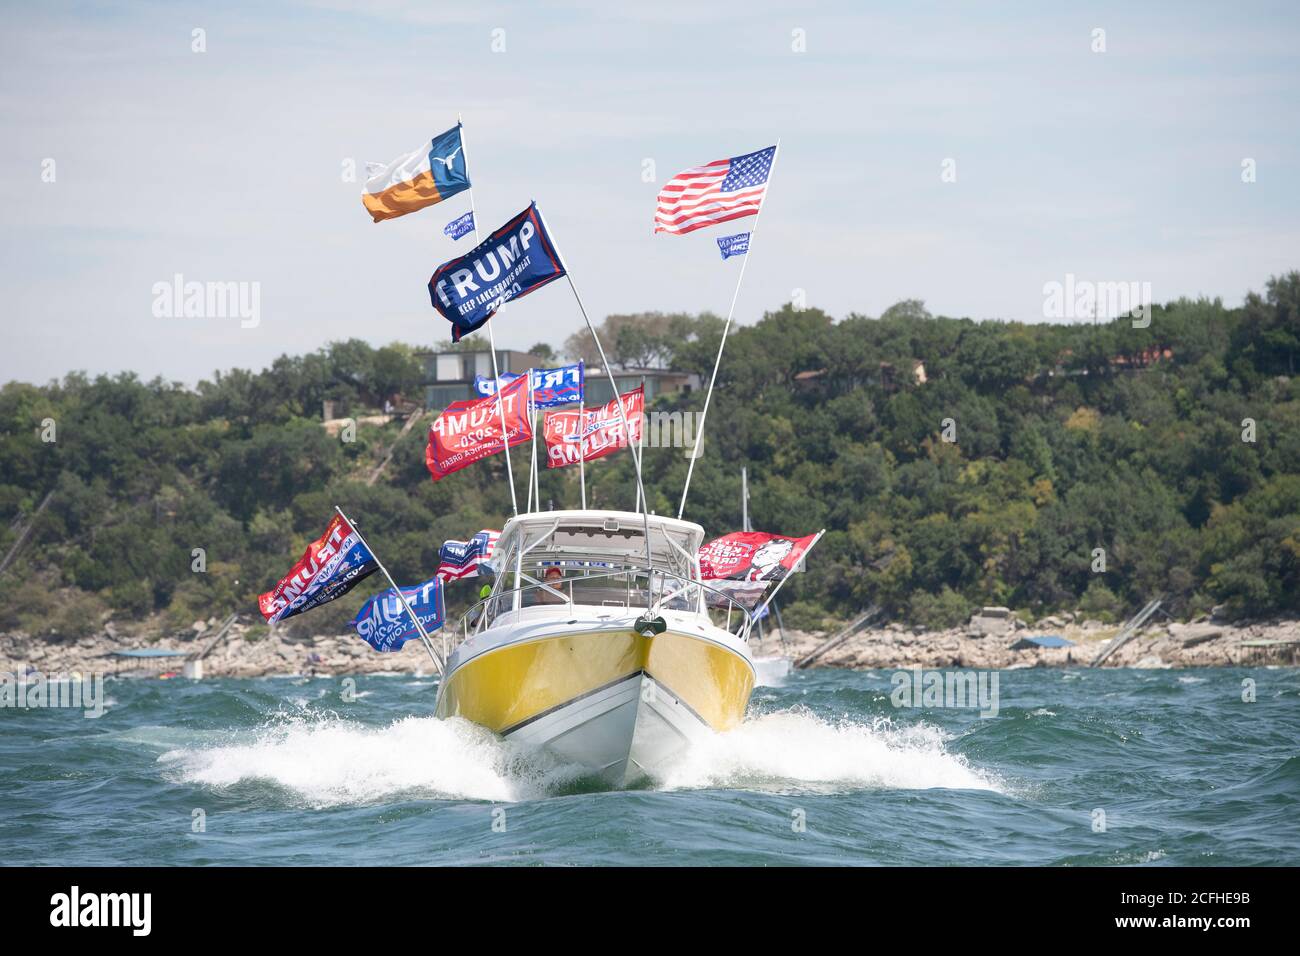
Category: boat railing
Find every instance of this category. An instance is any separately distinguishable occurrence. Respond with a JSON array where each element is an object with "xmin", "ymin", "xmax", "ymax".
[{"xmin": 451, "ymin": 566, "xmax": 756, "ymax": 651}]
